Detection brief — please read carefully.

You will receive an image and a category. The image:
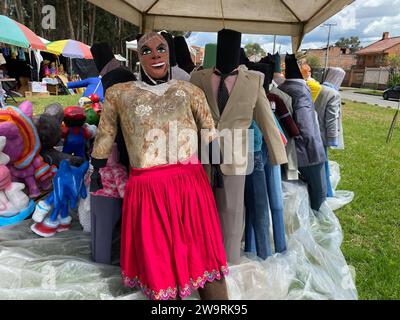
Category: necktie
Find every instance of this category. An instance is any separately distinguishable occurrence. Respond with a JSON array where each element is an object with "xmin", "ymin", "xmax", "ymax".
[{"xmin": 214, "ymin": 70, "xmax": 238, "ymax": 114}]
